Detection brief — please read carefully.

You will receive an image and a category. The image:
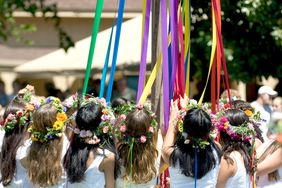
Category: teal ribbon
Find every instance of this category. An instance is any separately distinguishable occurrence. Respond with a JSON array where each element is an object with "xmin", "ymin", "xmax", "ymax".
[
  {"xmin": 99, "ymin": 25, "xmax": 114, "ymax": 98},
  {"xmin": 106, "ymin": 0, "xmax": 125, "ymax": 102},
  {"xmin": 194, "ymin": 147, "xmax": 198, "ymax": 188},
  {"xmin": 82, "ymin": 0, "xmax": 104, "ymax": 97}
]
